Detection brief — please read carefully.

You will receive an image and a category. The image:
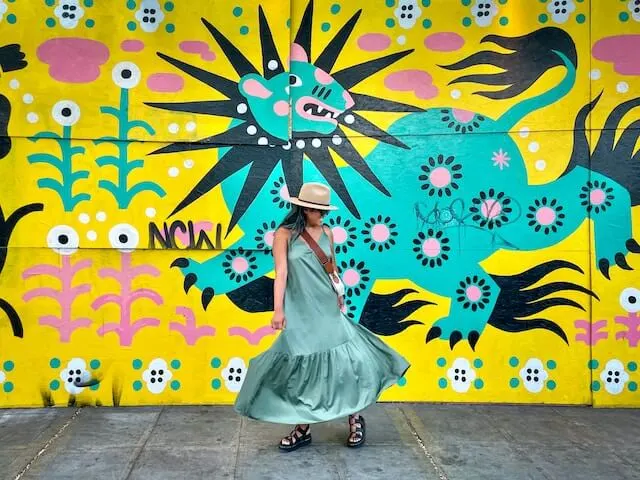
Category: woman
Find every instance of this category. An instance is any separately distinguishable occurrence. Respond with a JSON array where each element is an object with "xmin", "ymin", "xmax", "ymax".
[{"xmin": 234, "ymin": 182, "xmax": 409, "ymax": 451}]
